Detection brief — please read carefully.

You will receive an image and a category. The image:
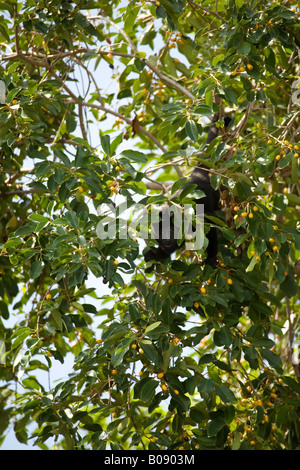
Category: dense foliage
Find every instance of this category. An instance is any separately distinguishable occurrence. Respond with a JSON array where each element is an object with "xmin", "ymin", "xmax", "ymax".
[{"xmin": 0, "ymin": 0, "xmax": 300, "ymax": 450}]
